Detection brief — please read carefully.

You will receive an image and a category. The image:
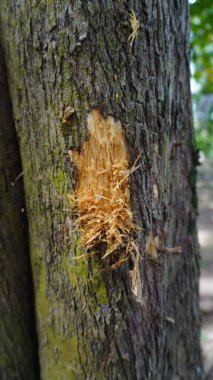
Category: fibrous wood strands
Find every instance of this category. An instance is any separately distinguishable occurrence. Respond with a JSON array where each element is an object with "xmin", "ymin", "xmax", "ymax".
[{"xmin": 68, "ymin": 109, "xmax": 139, "ymax": 262}]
